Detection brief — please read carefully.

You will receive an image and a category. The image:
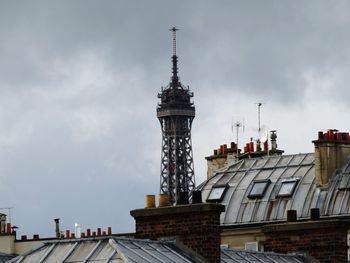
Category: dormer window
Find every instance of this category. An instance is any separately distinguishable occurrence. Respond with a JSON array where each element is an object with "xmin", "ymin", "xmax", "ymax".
[
  {"xmin": 248, "ymin": 180, "xmax": 270, "ymax": 198},
  {"xmin": 207, "ymin": 185, "xmax": 228, "ymax": 202},
  {"xmin": 277, "ymin": 179, "xmax": 299, "ymax": 197}
]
